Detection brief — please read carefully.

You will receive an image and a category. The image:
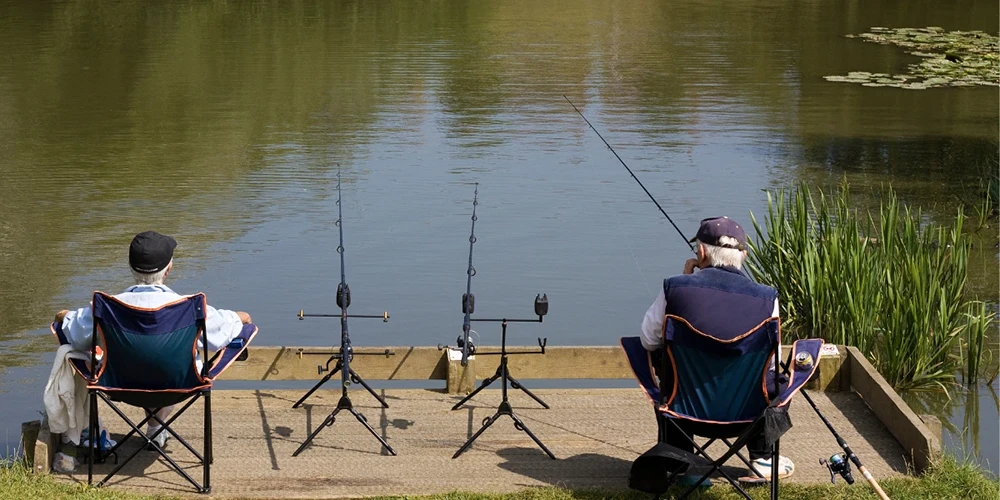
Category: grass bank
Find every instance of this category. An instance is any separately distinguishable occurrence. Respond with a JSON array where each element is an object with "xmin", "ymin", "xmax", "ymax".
[{"xmin": 1, "ymin": 458, "xmax": 997, "ymax": 500}]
